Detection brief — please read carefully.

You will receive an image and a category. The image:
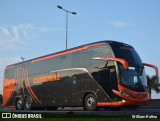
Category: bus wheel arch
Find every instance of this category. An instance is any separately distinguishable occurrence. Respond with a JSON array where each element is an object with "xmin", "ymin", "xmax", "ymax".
[
  {"xmin": 83, "ymin": 92, "xmax": 98, "ymax": 111},
  {"xmin": 15, "ymin": 97, "xmax": 24, "ymax": 110}
]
